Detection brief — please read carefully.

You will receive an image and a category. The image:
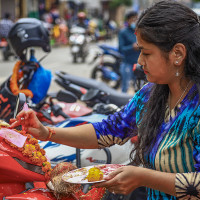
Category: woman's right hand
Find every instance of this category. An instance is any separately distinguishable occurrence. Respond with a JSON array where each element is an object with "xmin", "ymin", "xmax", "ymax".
[{"xmin": 10, "ymin": 109, "xmax": 49, "ymax": 141}]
